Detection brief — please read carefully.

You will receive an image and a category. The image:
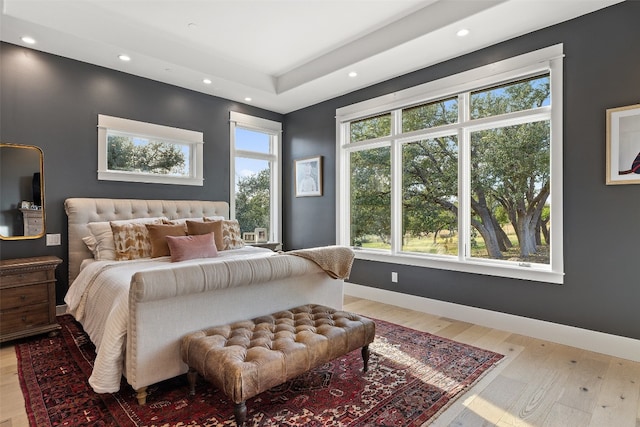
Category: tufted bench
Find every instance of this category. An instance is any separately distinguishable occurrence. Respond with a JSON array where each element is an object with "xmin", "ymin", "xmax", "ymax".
[{"xmin": 181, "ymin": 304, "xmax": 375, "ymax": 426}]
